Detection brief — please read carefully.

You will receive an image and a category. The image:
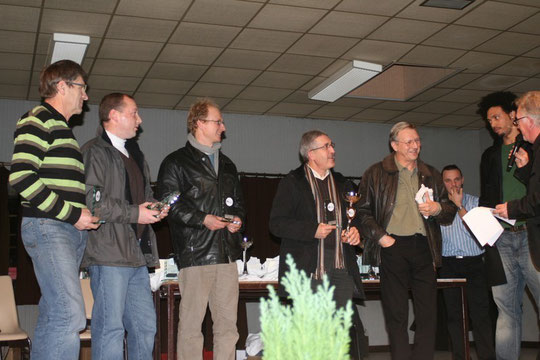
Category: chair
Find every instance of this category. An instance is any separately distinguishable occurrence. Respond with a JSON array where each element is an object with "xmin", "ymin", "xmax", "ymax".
[
  {"xmin": 0, "ymin": 275, "xmax": 31, "ymax": 359},
  {"xmin": 79, "ymin": 278, "xmax": 93, "ymax": 341}
]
